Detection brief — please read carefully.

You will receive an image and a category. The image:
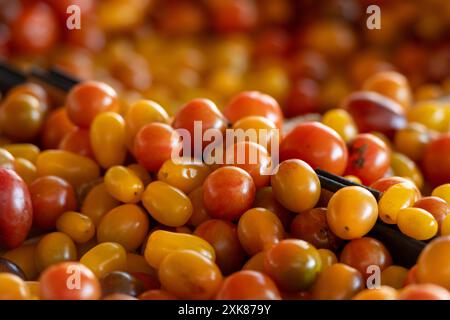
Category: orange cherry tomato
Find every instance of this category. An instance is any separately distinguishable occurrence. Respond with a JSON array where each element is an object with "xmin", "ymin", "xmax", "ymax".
[
  {"xmin": 39, "ymin": 262, "xmax": 101, "ymax": 300},
  {"xmin": 416, "ymin": 236, "xmax": 450, "ymax": 290},
  {"xmin": 66, "ymin": 81, "xmax": 119, "ymax": 128},
  {"xmin": 41, "ymin": 108, "xmax": 76, "ymax": 149},
  {"xmin": 59, "ymin": 128, "xmax": 94, "ymax": 159},
  {"xmin": 216, "ymin": 270, "xmax": 281, "ymax": 300},
  {"xmin": 279, "ymin": 122, "xmax": 348, "ymax": 175}
]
